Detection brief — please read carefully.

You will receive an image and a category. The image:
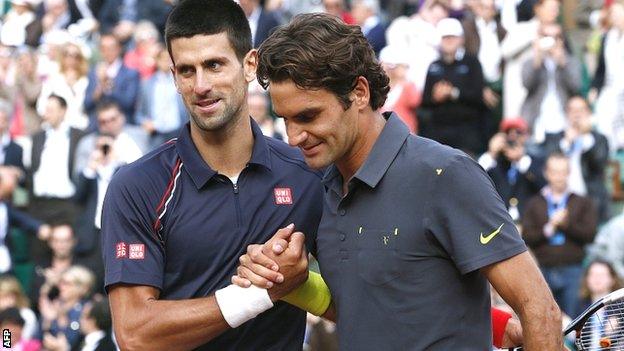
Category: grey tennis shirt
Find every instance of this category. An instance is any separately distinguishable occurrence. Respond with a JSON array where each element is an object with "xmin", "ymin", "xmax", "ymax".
[{"xmin": 315, "ymin": 112, "xmax": 527, "ymax": 350}]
